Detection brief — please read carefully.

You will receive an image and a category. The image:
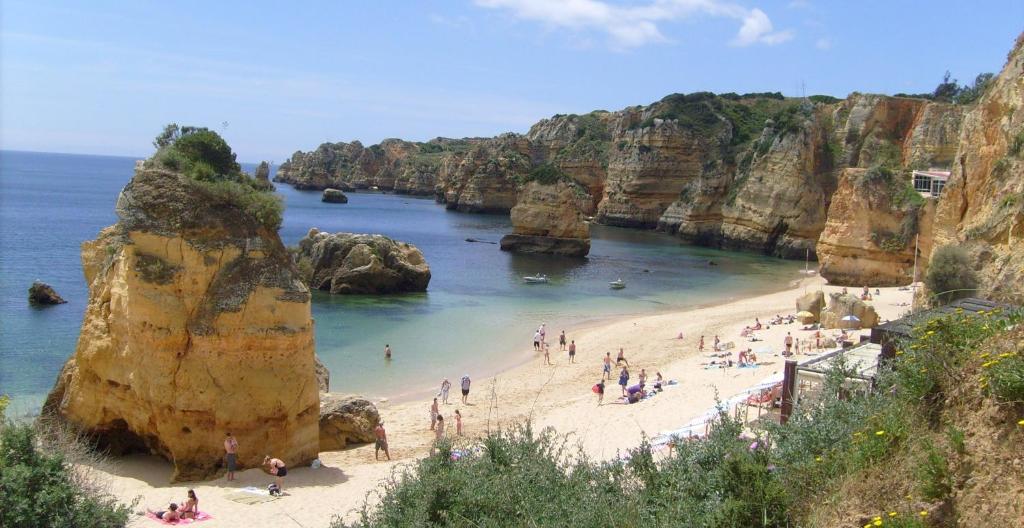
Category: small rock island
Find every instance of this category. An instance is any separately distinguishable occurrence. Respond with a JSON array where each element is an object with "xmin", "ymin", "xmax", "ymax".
[
  {"xmin": 296, "ymin": 228, "xmax": 431, "ymax": 294},
  {"xmin": 28, "ymin": 281, "xmax": 67, "ymax": 305}
]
